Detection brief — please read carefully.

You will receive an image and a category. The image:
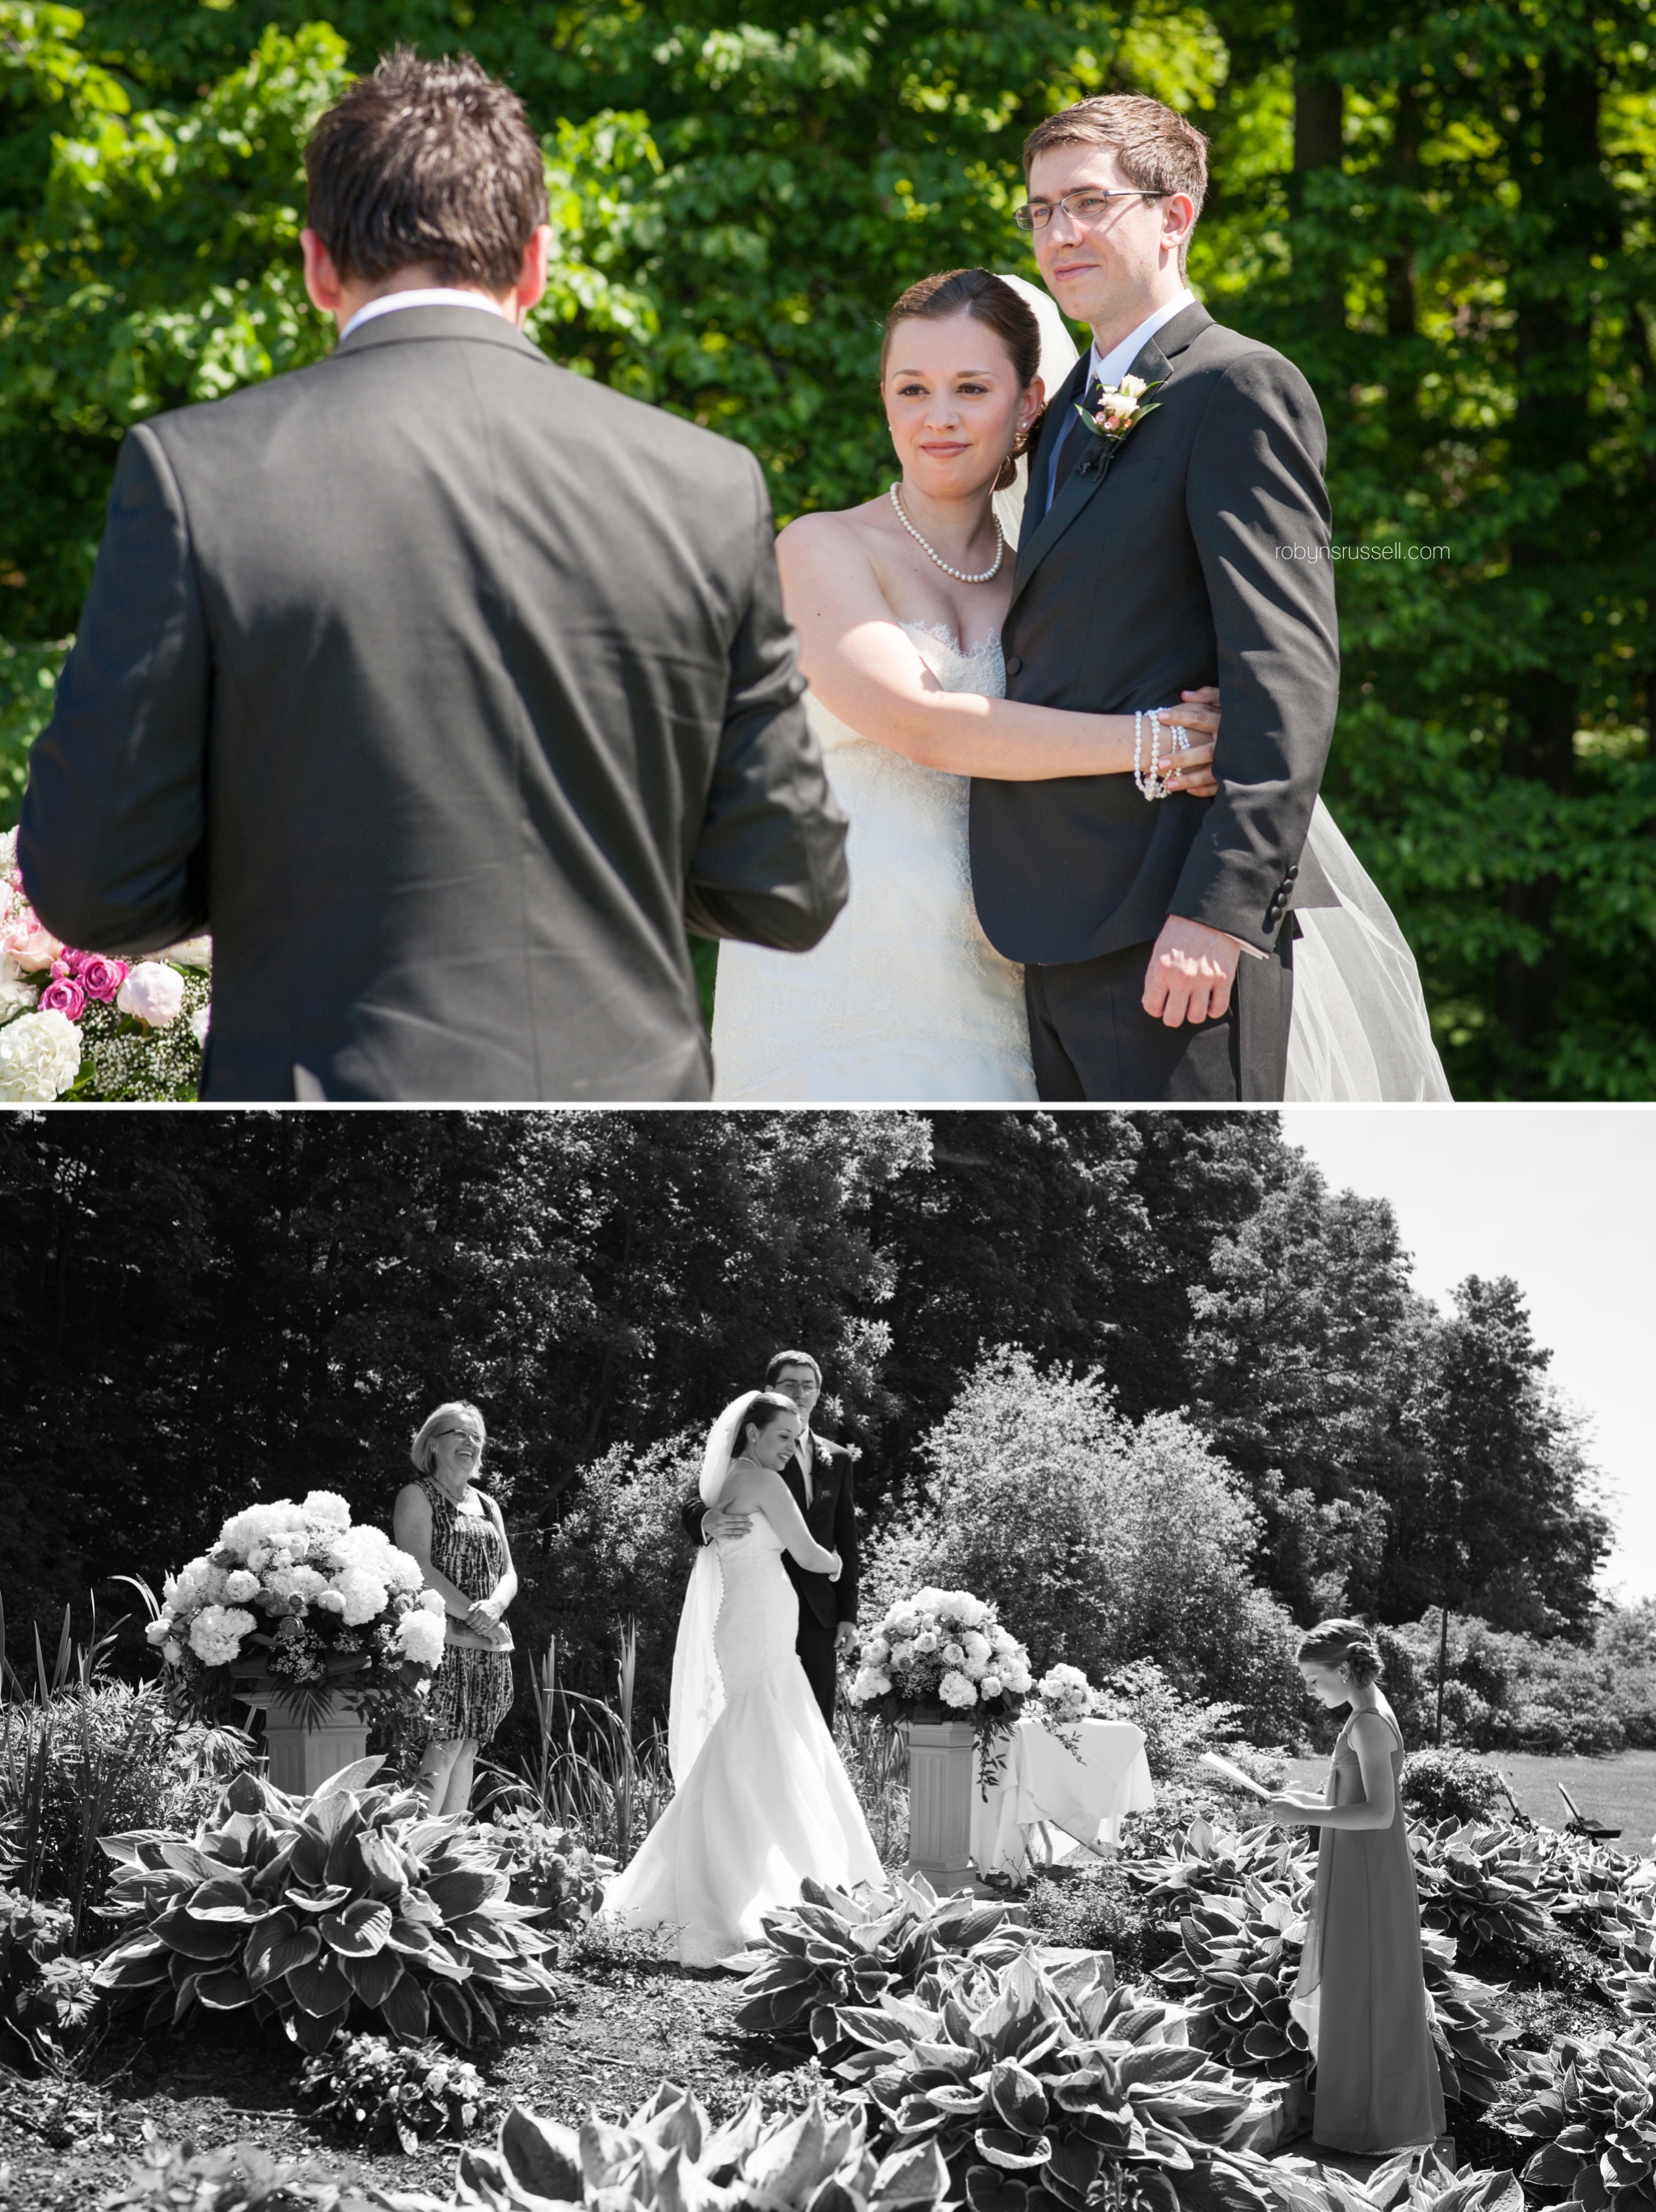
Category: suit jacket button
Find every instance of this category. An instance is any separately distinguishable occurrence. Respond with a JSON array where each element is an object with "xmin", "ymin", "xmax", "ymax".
[
  {"xmin": 1286, "ymin": 864, "xmax": 1299, "ymax": 882},
  {"xmin": 1004, "ymin": 654, "xmax": 1023, "ymax": 676}
]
